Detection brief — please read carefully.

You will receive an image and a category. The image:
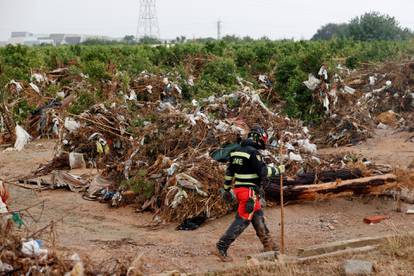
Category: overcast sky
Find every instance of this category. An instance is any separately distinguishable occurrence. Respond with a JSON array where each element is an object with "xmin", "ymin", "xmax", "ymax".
[{"xmin": 1, "ymin": 0, "xmax": 414, "ymax": 41}]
